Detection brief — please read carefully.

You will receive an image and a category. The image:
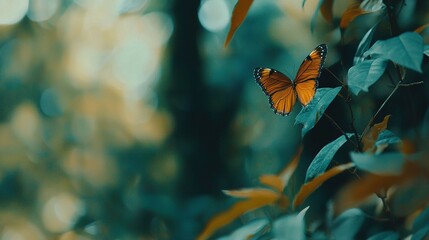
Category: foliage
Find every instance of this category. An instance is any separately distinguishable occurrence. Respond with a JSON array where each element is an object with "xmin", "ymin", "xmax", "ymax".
[{"xmin": 200, "ymin": 0, "xmax": 429, "ymax": 239}]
